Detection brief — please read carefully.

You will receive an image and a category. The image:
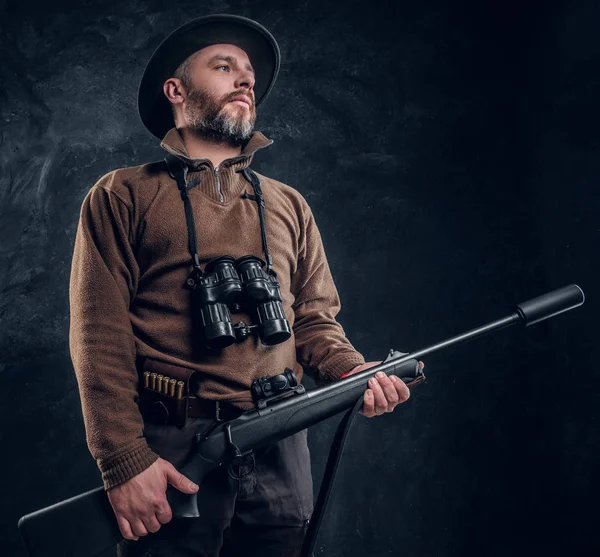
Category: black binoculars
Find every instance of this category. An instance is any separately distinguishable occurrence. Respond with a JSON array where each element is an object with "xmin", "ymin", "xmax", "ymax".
[{"xmin": 190, "ymin": 255, "xmax": 291, "ymax": 350}]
